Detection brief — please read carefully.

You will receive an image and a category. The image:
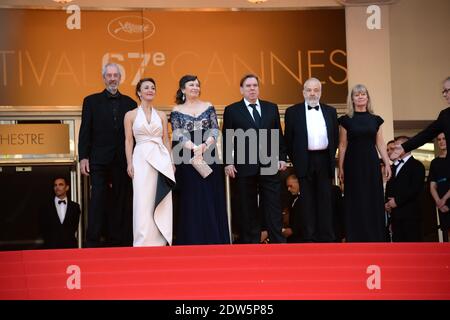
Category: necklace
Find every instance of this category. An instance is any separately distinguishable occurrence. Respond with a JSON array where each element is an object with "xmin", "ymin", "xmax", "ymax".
[{"xmin": 141, "ymin": 105, "xmax": 152, "ymax": 123}]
